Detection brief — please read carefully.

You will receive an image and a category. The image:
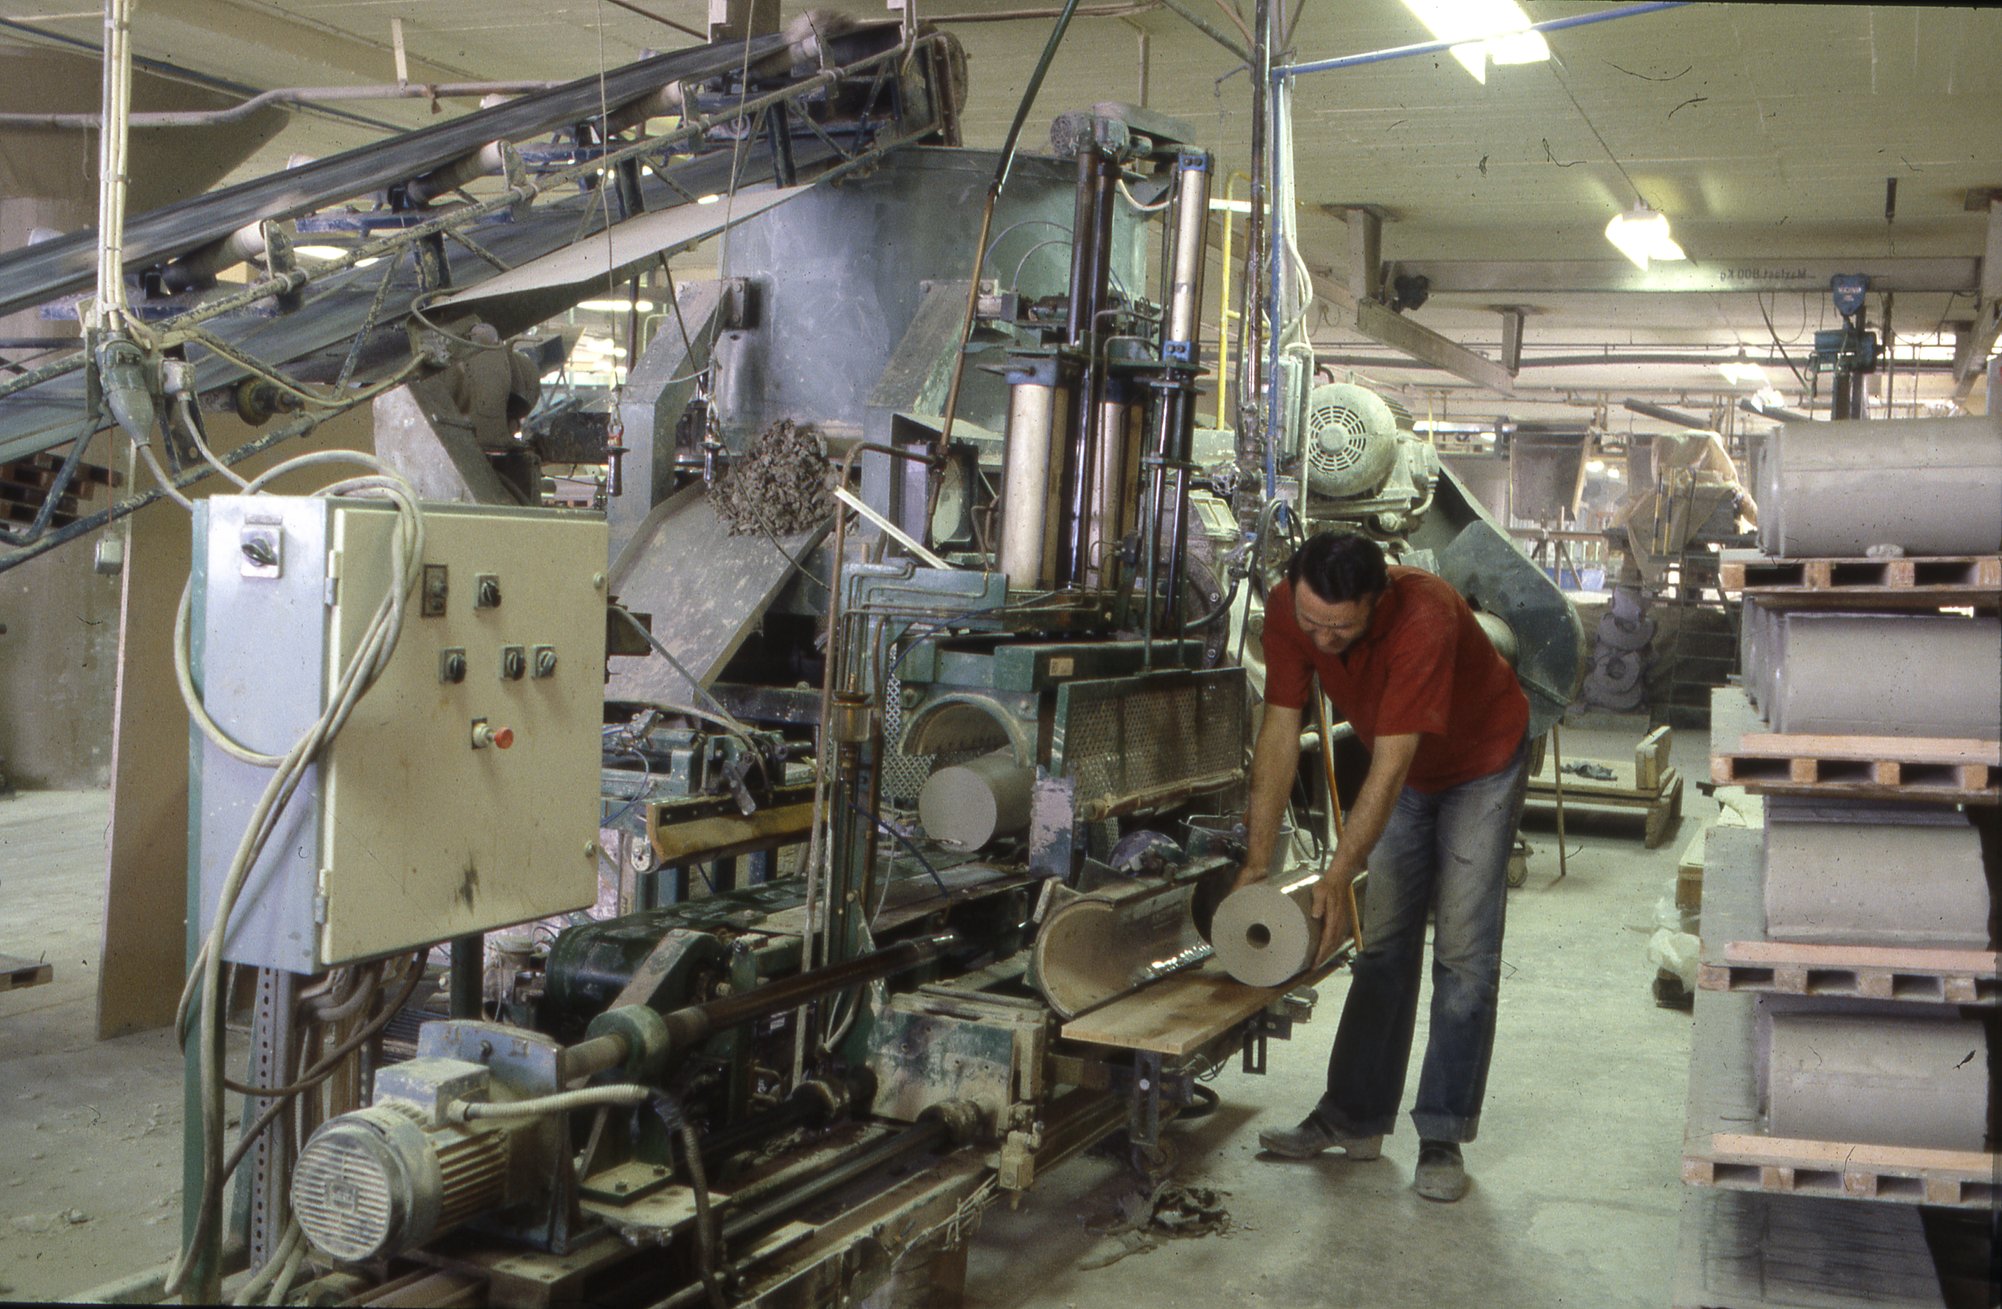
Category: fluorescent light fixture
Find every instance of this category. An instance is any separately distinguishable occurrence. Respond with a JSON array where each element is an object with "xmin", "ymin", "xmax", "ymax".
[
  {"xmin": 1751, "ymin": 386, "xmax": 1787, "ymax": 410},
  {"xmin": 1716, "ymin": 361, "xmax": 1769, "ymax": 387},
  {"xmin": 577, "ymin": 298, "xmax": 656, "ymax": 313},
  {"xmin": 293, "ymin": 245, "xmax": 349, "ymax": 261},
  {"xmin": 1399, "ymin": 0, "xmax": 1550, "ymax": 83},
  {"xmin": 696, "ymin": 193, "xmax": 723, "ymax": 205},
  {"xmin": 1603, "ymin": 205, "xmax": 1686, "ymax": 270},
  {"xmin": 354, "ymin": 256, "xmax": 380, "ymax": 268},
  {"xmin": 1586, "ymin": 458, "xmax": 1606, "ymax": 473}
]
